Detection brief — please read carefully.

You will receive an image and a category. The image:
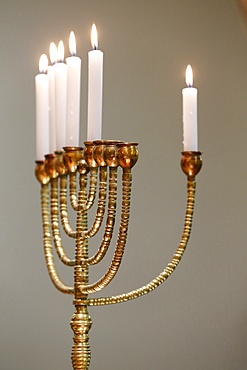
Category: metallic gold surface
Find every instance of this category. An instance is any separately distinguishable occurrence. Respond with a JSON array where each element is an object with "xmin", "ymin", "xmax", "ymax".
[
  {"xmin": 71, "ymin": 305, "xmax": 92, "ymax": 369},
  {"xmin": 36, "ymin": 144, "xmax": 202, "ymax": 369},
  {"xmin": 84, "ymin": 167, "xmax": 107, "ymax": 238},
  {"xmin": 93, "ymin": 140, "xmax": 107, "ymax": 166},
  {"xmin": 55, "ymin": 150, "xmax": 68, "ymax": 176},
  {"xmin": 81, "ymin": 168, "xmax": 98, "ymax": 212},
  {"xmin": 41, "ymin": 184, "xmax": 74, "ymax": 295},
  {"xmin": 63, "ymin": 146, "xmax": 83, "ymax": 173},
  {"xmin": 84, "ymin": 142, "xmax": 98, "ymax": 168},
  {"xmin": 87, "ymin": 179, "xmax": 196, "ymax": 306},
  {"xmin": 86, "ymin": 166, "xmax": 117, "ymax": 265},
  {"xmin": 77, "ymin": 159, "xmax": 90, "ymax": 175},
  {"xmin": 44, "ymin": 153, "xmax": 58, "ymax": 179},
  {"xmin": 181, "ymin": 151, "xmax": 202, "ymax": 180},
  {"xmin": 35, "ymin": 161, "xmax": 50, "ymax": 185},
  {"xmin": 103, "ymin": 140, "xmax": 122, "ymax": 167},
  {"xmin": 80, "ymin": 168, "xmax": 132, "ymax": 294},
  {"xmin": 60, "ymin": 175, "xmax": 77, "ymax": 238},
  {"xmin": 50, "ymin": 178, "xmax": 75, "ymax": 266},
  {"xmin": 116, "ymin": 142, "xmax": 139, "ymax": 168}
]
